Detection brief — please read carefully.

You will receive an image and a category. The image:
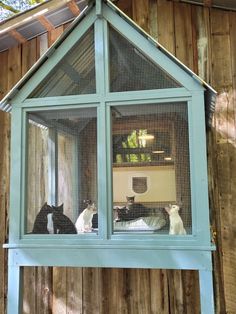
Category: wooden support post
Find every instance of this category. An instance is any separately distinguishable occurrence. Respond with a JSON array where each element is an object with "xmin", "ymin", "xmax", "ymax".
[
  {"xmin": 199, "ymin": 269, "xmax": 215, "ymax": 314},
  {"xmin": 7, "ymin": 253, "xmax": 23, "ymax": 314}
]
